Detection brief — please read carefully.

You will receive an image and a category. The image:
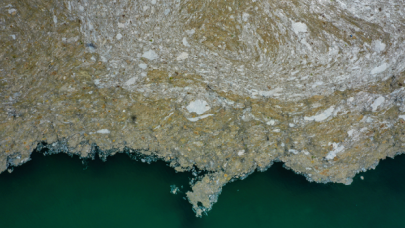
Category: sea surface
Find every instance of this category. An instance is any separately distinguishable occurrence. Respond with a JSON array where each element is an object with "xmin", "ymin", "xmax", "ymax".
[{"xmin": 1, "ymin": 150, "xmax": 405, "ymax": 228}]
